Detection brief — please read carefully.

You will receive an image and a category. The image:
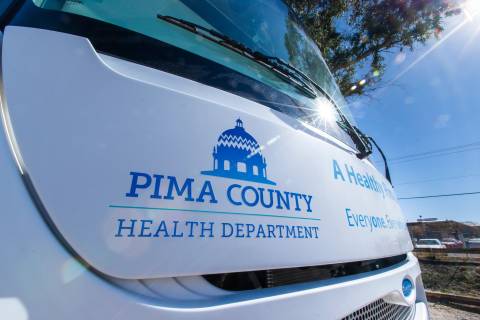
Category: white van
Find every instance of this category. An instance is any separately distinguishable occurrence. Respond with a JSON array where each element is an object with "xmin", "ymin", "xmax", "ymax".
[
  {"xmin": 415, "ymin": 239, "xmax": 446, "ymax": 250},
  {"xmin": 0, "ymin": 1, "xmax": 428, "ymax": 319}
]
